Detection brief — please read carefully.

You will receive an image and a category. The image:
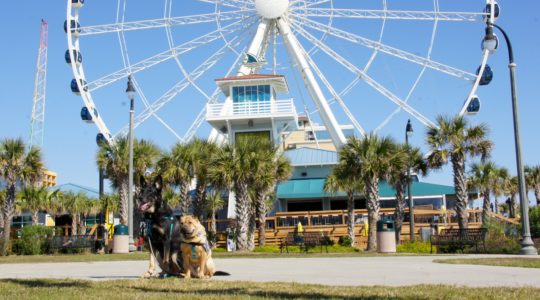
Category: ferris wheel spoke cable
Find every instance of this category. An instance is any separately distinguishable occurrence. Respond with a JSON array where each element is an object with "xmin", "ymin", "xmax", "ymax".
[
  {"xmin": 298, "ymin": 36, "xmax": 367, "ymax": 137},
  {"xmin": 113, "ymin": 21, "xmax": 257, "ymax": 139},
  {"xmin": 196, "ymin": 0, "xmax": 253, "ymax": 9},
  {"xmin": 79, "ymin": 10, "xmax": 254, "ymax": 36},
  {"xmin": 183, "ymin": 46, "xmax": 248, "ymax": 143},
  {"xmin": 374, "ymin": 0, "xmax": 441, "ymax": 133},
  {"xmin": 85, "ymin": 15, "xmax": 256, "ymax": 92},
  {"xmin": 302, "ymin": 8, "xmax": 487, "ymax": 22},
  {"xmin": 292, "ymin": 22, "xmax": 436, "ymax": 128},
  {"xmin": 296, "ymin": 16, "xmax": 476, "ymax": 81}
]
